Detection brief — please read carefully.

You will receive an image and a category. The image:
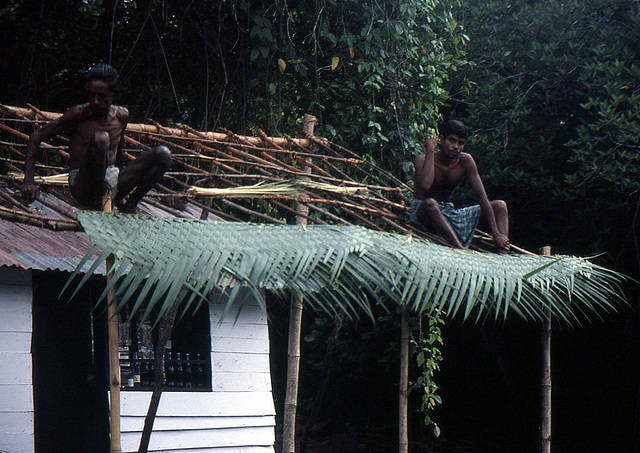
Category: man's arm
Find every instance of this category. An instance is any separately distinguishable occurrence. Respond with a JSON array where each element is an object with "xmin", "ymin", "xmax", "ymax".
[
  {"xmin": 21, "ymin": 106, "xmax": 83, "ymax": 201},
  {"xmin": 412, "ymin": 135, "xmax": 438, "ymax": 197},
  {"xmin": 462, "ymin": 154, "xmax": 509, "ymax": 250},
  {"xmin": 114, "ymin": 107, "xmax": 130, "ymax": 169}
]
